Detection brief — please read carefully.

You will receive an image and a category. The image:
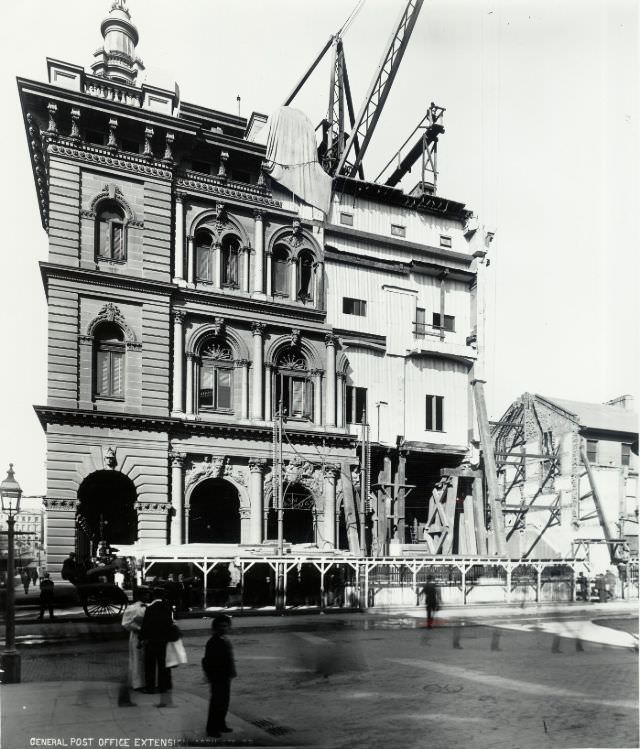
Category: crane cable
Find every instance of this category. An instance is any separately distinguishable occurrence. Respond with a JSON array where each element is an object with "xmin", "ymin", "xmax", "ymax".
[{"xmin": 338, "ymin": 0, "xmax": 367, "ymax": 37}]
